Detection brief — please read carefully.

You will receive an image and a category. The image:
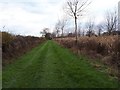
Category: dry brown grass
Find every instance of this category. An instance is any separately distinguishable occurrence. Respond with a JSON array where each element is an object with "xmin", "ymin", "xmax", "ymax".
[
  {"xmin": 55, "ymin": 36, "xmax": 119, "ymax": 56},
  {"xmin": 2, "ymin": 32, "xmax": 46, "ymax": 66},
  {"xmin": 55, "ymin": 36, "xmax": 120, "ymax": 79}
]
